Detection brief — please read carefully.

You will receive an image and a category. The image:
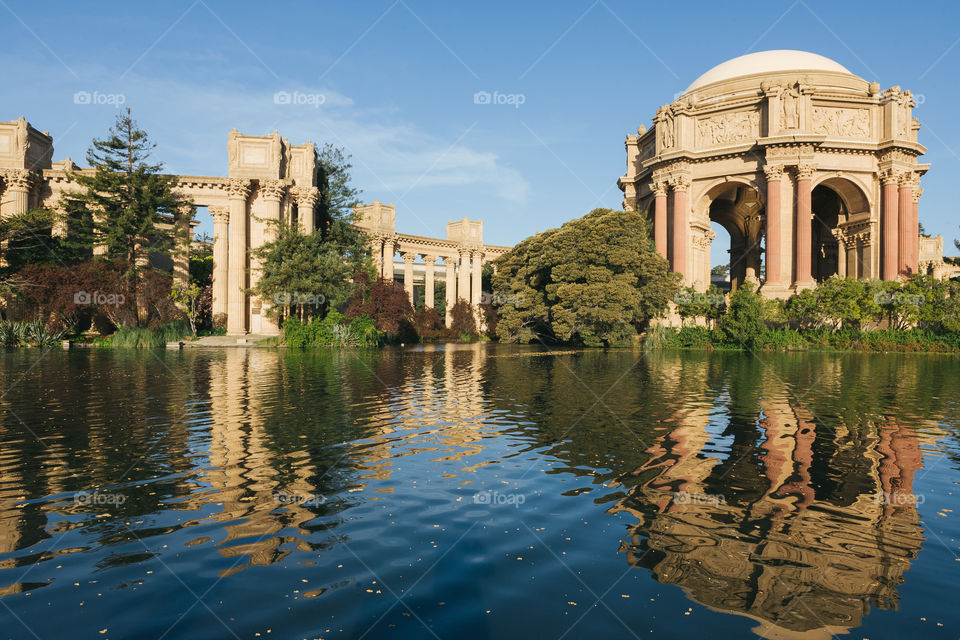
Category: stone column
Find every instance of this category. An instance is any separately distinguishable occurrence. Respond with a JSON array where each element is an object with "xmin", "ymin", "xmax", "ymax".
[
  {"xmin": 296, "ymin": 186, "xmax": 318, "ymax": 235},
  {"xmin": 763, "ymin": 165, "xmax": 784, "ymax": 287},
  {"xmin": 226, "ymin": 178, "xmax": 251, "ymax": 334},
  {"xmin": 0, "ymin": 169, "xmax": 33, "ymax": 218},
  {"xmin": 210, "ymin": 205, "xmax": 230, "ymax": 324},
  {"xmin": 669, "ymin": 176, "xmax": 690, "ymax": 279},
  {"xmin": 259, "ymin": 180, "xmax": 286, "ymax": 335},
  {"xmin": 173, "ymin": 204, "xmax": 192, "ymax": 288},
  {"xmin": 881, "ymin": 171, "xmax": 900, "ymax": 280},
  {"xmin": 458, "ymin": 249, "xmax": 471, "ymax": 303},
  {"xmin": 445, "ymin": 258, "xmax": 456, "ymax": 326},
  {"xmin": 403, "ymin": 253, "xmax": 416, "ymax": 304},
  {"xmin": 370, "ymin": 235, "xmax": 383, "ymax": 276},
  {"xmin": 472, "ymin": 250, "xmax": 483, "ymax": 326},
  {"xmin": 423, "ymin": 255, "xmax": 437, "ymax": 308},
  {"xmin": 652, "ymin": 181, "xmax": 668, "ymax": 258},
  {"xmin": 794, "ymin": 165, "xmax": 815, "ymax": 287},
  {"xmin": 382, "ymin": 237, "xmax": 395, "ymax": 281},
  {"xmin": 898, "ymin": 173, "xmax": 916, "ymax": 277},
  {"xmin": 913, "ymin": 188, "xmax": 923, "ymax": 272}
]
